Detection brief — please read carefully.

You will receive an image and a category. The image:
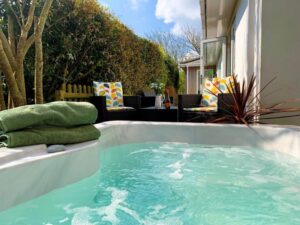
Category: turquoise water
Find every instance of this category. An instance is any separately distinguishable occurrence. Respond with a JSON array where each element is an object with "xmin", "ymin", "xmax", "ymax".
[{"xmin": 1, "ymin": 142, "xmax": 300, "ymax": 225}]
